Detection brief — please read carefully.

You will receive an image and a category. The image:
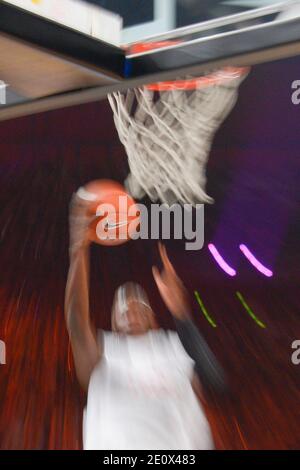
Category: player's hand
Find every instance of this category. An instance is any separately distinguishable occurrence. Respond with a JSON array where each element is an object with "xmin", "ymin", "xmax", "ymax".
[
  {"xmin": 152, "ymin": 243, "xmax": 191, "ymax": 320},
  {"xmin": 69, "ymin": 187, "xmax": 96, "ymax": 256}
]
